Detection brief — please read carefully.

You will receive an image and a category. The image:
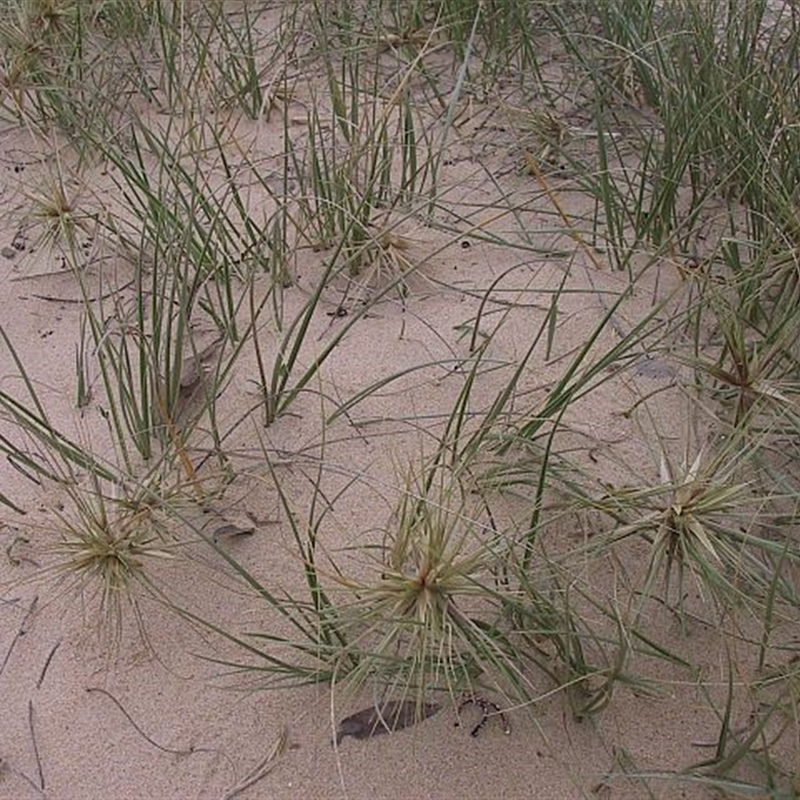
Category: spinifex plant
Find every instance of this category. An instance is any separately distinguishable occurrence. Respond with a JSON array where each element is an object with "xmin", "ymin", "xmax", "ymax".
[
  {"xmin": 0, "ymin": 324, "xmax": 188, "ymax": 646},
  {"xmin": 43, "ymin": 470, "xmax": 178, "ymax": 644},
  {"xmin": 343, "ymin": 458, "xmax": 626, "ymax": 718},
  {"xmin": 0, "ymin": 0, "xmax": 81, "ymax": 119},
  {"xmin": 0, "ymin": 0, "xmax": 148, "ymax": 137},
  {"xmin": 68, "ymin": 114, "xmax": 284, "ymax": 466},
  {"xmin": 202, "ymin": 1, "xmax": 285, "ymax": 121},
  {"xmin": 541, "ymin": 0, "xmax": 800, "ymax": 284},
  {"xmin": 687, "ymin": 286, "xmax": 800, "ymax": 430},
  {"xmin": 2, "ymin": 0, "xmax": 800, "ymax": 794},
  {"xmin": 178, "ymin": 433, "xmax": 609, "ymax": 721},
  {"xmin": 333, "ymin": 461, "xmax": 525, "ymax": 700},
  {"xmin": 587, "ymin": 434, "xmax": 800, "ymax": 624}
]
